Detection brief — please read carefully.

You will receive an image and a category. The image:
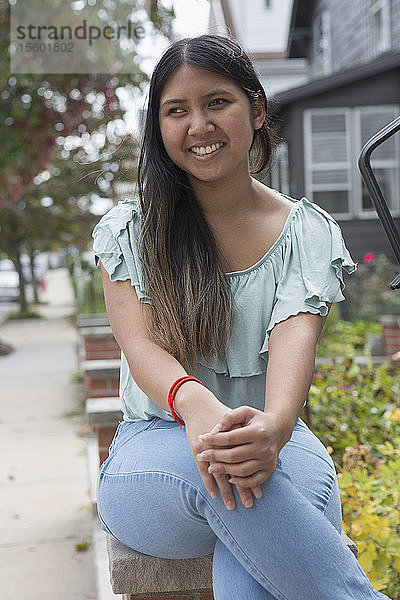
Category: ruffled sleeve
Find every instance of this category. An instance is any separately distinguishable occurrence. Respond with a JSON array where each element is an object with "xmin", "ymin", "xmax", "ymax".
[
  {"xmin": 260, "ymin": 198, "xmax": 357, "ymax": 353},
  {"xmin": 92, "ymin": 198, "xmax": 151, "ymax": 304}
]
